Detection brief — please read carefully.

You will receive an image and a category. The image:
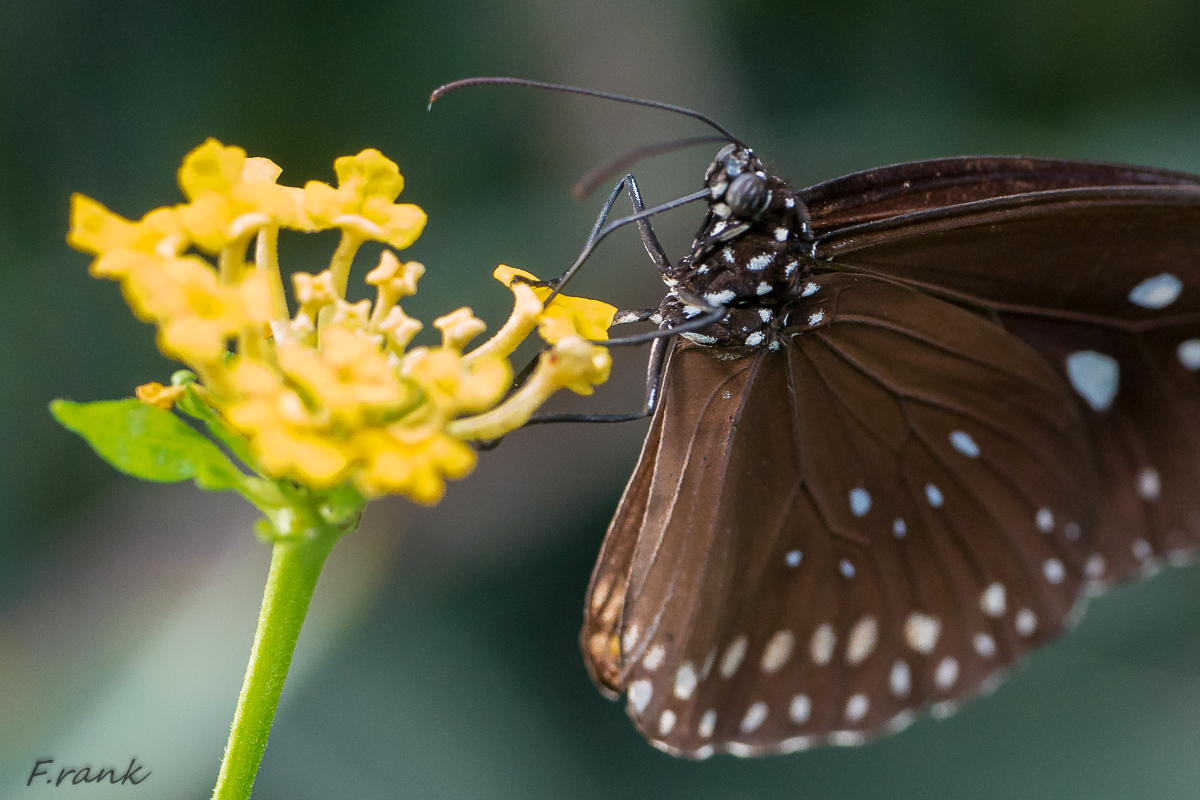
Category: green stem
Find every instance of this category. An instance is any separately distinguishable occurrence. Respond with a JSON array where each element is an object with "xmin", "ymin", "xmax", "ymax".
[{"xmin": 211, "ymin": 526, "xmax": 345, "ymax": 800}]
